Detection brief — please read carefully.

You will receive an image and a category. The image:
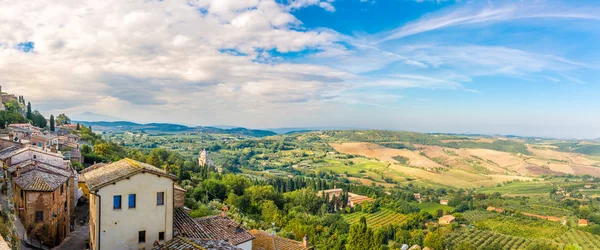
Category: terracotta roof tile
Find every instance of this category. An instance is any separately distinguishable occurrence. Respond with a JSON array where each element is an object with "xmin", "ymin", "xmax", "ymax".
[
  {"xmin": 174, "ymin": 207, "xmax": 210, "ymax": 239},
  {"xmin": 153, "ymin": 236, "xmax": 241, "ymax": 250},
  {"xmin": 250, "ymin": 230, "xmax": 312, "ymax": 250},
  {"xmin": 83, "ymin": 158, "xmax": 176, "ymax": 191},
  {"xmin": 173, "ymin": 208, "xmax": 254, "ymax": 246},
  {"xmin": 194, "ymin": 216, "xmax": 254, "ymax": 245},
  {"xmin": 13, "ymin": 163, "xmax": 69, "ymax": 191}
]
